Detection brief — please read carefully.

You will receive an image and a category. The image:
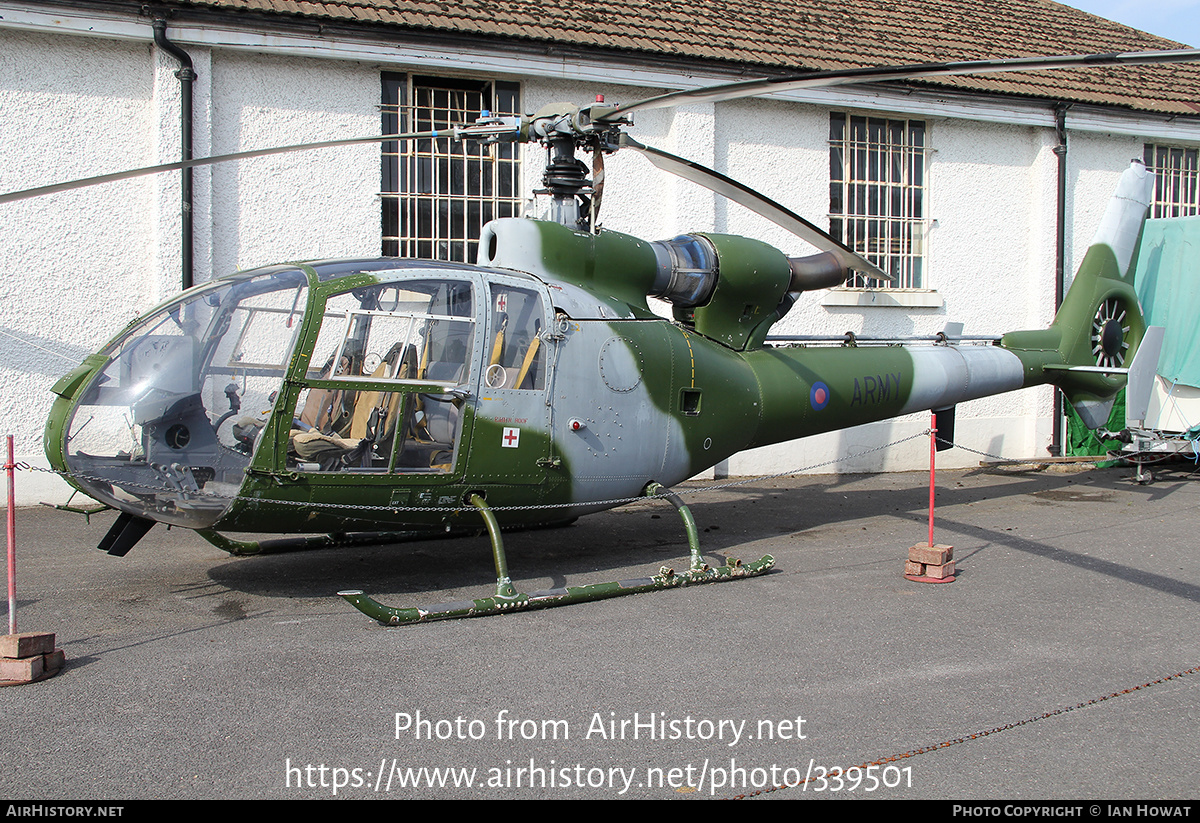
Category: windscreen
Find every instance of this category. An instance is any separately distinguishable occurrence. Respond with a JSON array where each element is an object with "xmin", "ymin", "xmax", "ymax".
[{"xmin": 61, "ymin": 268, "xmax": 308, "ymax": 528}]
